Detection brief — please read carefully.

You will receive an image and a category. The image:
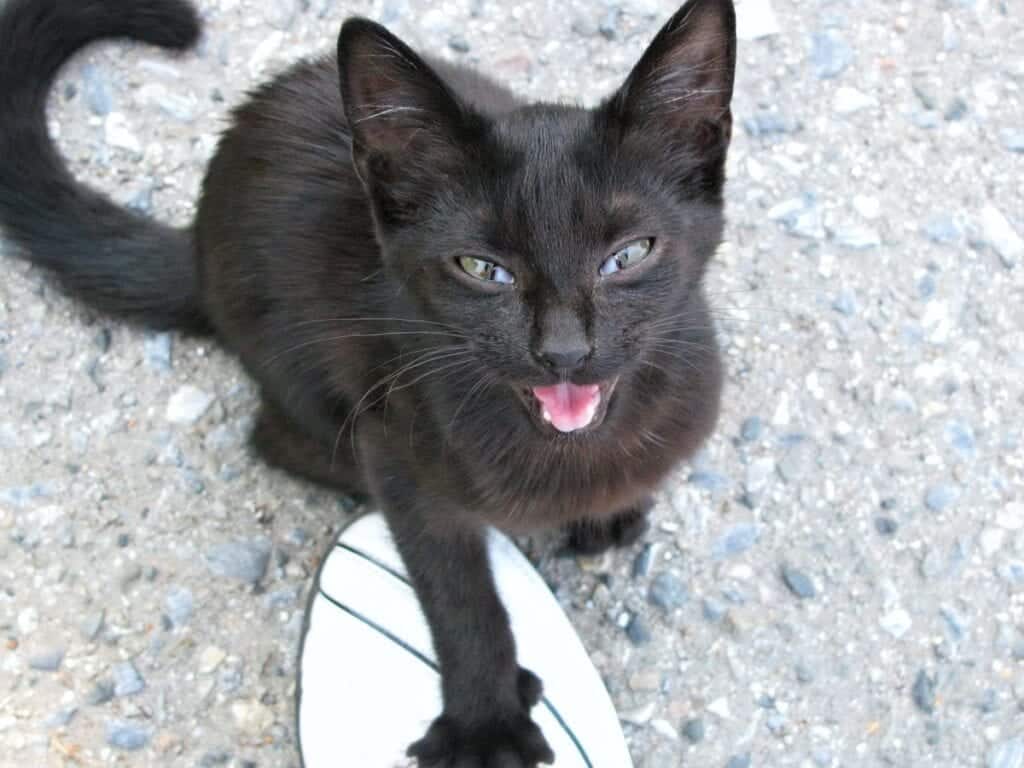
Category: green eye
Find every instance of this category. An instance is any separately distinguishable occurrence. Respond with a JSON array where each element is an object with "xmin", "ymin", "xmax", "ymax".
[
  {"xmin": 457, "ymin": 256, "xmax": 515, "ymax": 285},
  {"xmin": 600, "ymin": 238, "xmax": 654, "ymax": 276}
]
